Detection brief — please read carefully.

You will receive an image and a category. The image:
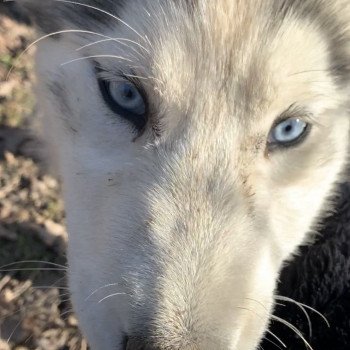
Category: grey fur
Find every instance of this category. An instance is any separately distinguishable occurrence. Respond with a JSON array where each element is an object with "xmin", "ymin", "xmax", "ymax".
[
  {"xmin": 46, "ymin": 81, "xmax": 78, "ymax": 133},
  {"xmin": 19, "ymin": 0, "xmax": 124, "ymax": 34}
]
